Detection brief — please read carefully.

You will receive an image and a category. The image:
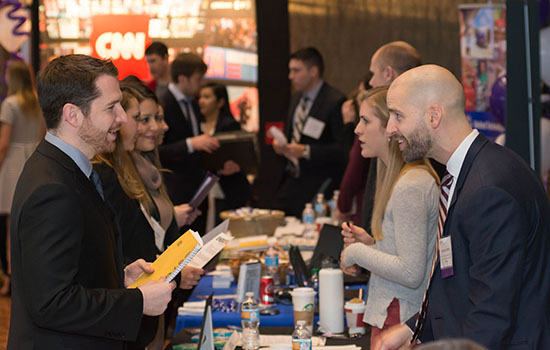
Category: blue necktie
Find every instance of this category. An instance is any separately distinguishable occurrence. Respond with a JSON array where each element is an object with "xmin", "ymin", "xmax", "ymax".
[{"xmin": 89, "ymin": 170, "xmax": 104, "ymax": 200}]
